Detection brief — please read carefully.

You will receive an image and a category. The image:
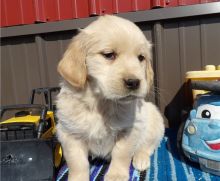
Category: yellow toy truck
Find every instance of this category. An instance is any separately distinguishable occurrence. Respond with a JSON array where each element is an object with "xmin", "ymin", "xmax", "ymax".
[{"xmin": 0, "ymin": 87, "xmax": 61, "ymax": 181}]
